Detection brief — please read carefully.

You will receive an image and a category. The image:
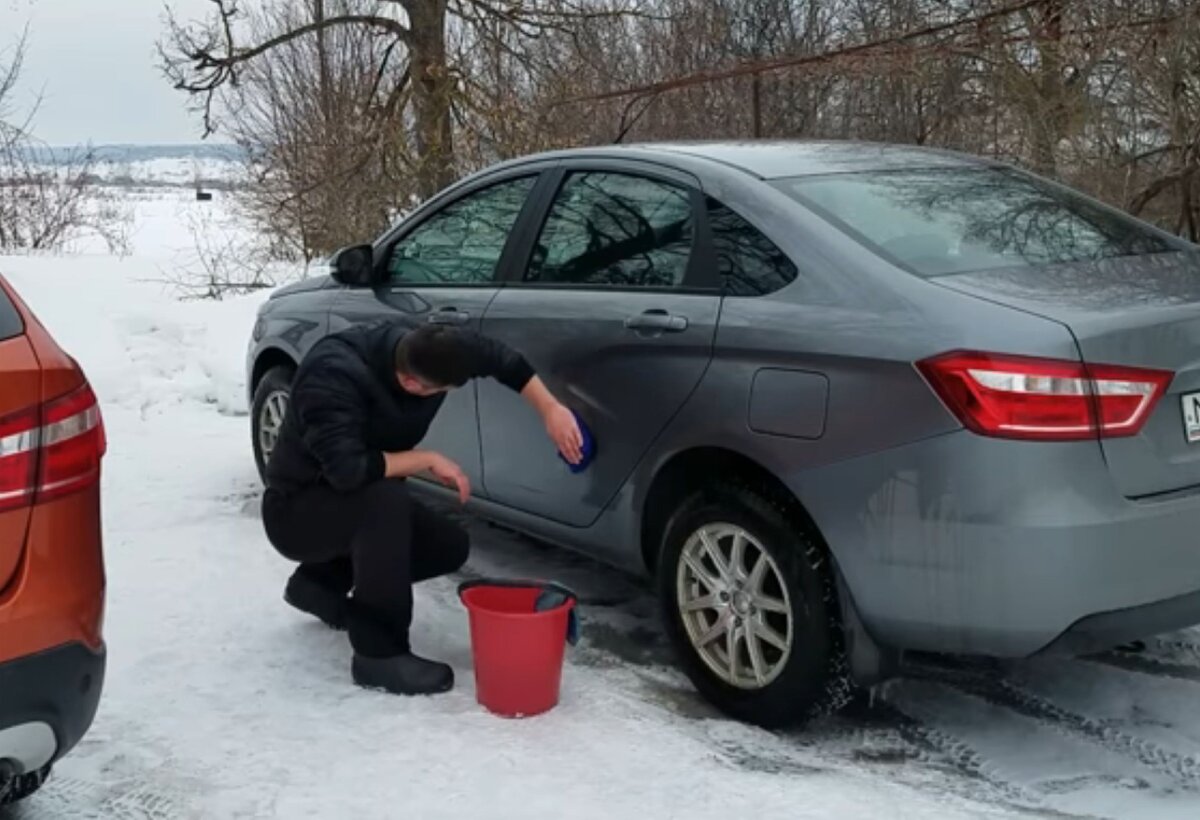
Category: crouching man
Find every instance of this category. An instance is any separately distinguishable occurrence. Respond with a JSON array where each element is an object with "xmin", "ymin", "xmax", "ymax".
[{"xmin": 260, "ymin": 320, "xmax": 583, "ymax": 696}]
